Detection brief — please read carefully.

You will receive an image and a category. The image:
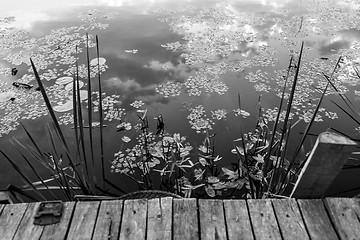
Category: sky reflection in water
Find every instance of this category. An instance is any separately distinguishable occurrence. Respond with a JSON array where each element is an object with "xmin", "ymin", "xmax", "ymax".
[{"xmin": 1, "ymin": 0, "xmax": 360, "ymax": 196}]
